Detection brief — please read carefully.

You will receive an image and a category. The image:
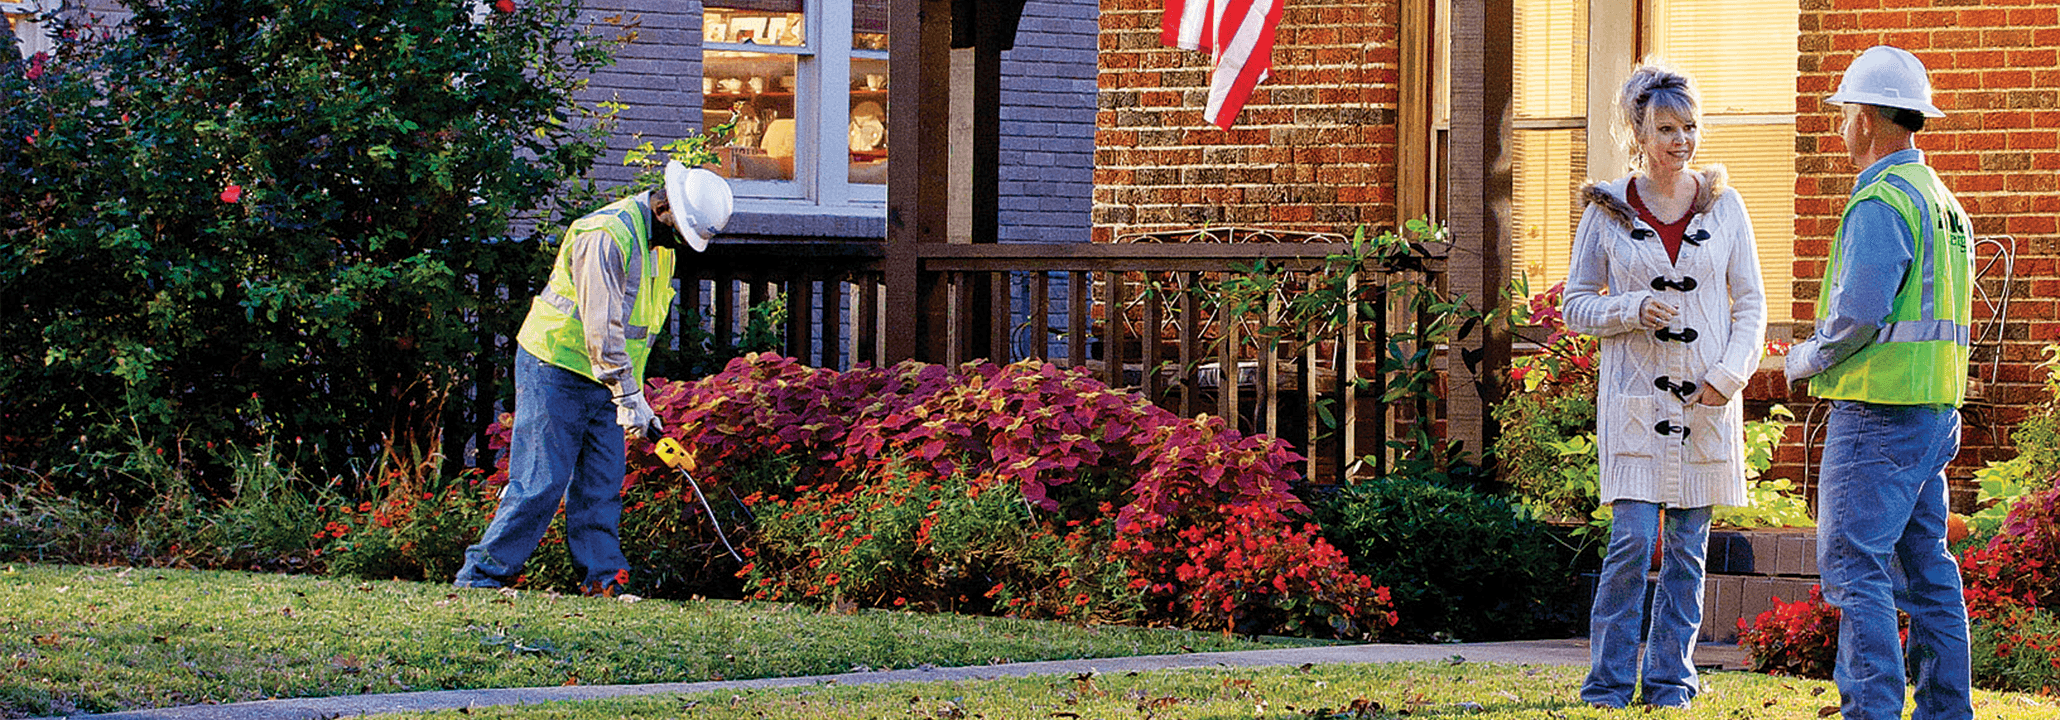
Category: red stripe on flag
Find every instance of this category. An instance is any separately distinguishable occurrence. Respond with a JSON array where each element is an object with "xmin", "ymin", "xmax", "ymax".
[{"xmin": 1162, "ymin": 0, "xmax": 1279, "ymax": 129}]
